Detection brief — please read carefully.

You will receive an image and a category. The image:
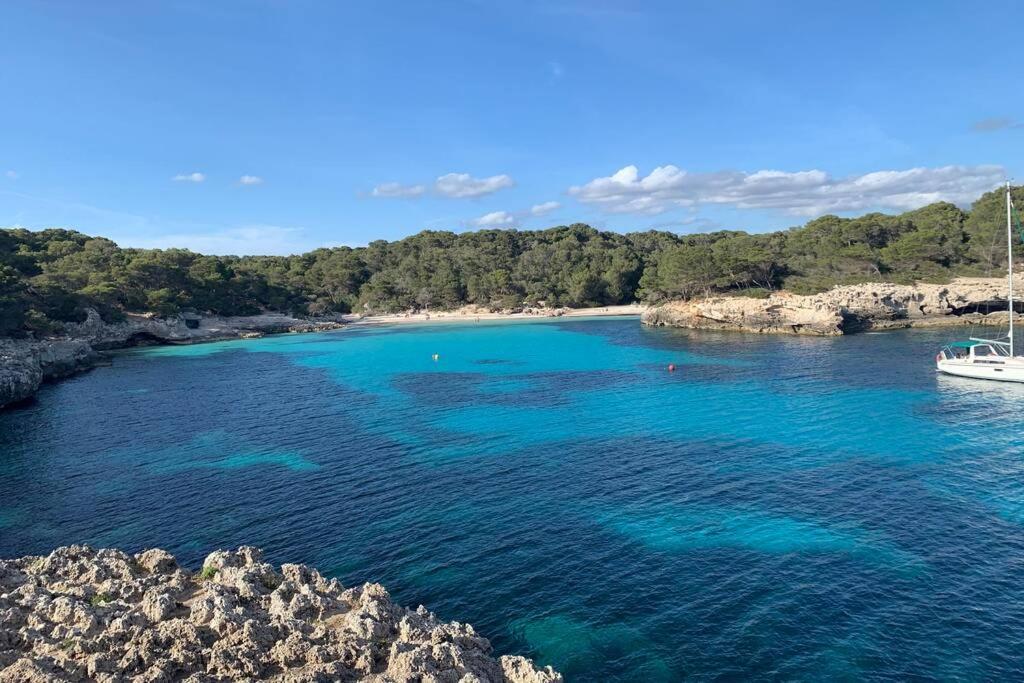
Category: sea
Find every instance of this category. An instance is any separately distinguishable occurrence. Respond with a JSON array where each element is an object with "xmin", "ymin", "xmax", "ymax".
[{"xmin": 3, "ymin": 316, "xmax": 1024, "ymax": 680}]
